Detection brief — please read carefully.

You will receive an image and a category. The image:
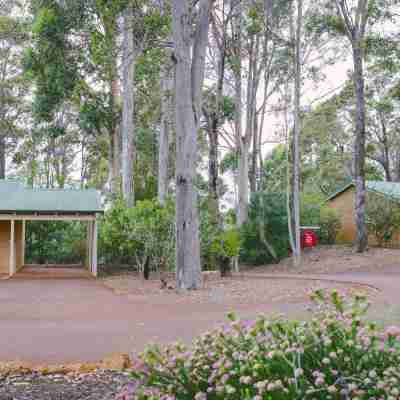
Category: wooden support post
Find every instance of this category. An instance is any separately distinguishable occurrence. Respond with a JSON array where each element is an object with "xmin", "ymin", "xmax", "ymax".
[
  {"xmin": 22, "ymin": 220, "xmax": 26, "ymax": 267},
  {"xmin": 91, "ymin": 220, "xmax": 98, "ymax": 277},
  {"xmin": 87, "ymin": 221, "xmax": 92, "ymax": 271},
  {"xmin": 9, "ymin": 220, "xmax": 15, "ymax": 276}
]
